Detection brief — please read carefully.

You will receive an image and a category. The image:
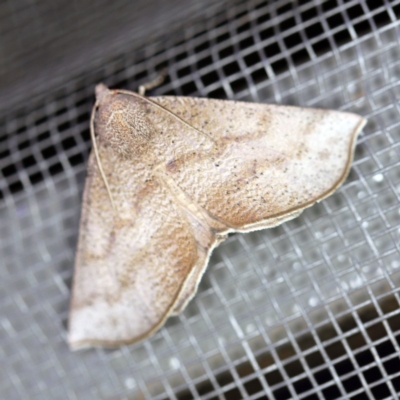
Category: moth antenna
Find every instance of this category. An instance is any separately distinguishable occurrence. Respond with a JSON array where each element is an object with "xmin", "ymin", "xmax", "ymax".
[
  {"xmin": 90, "ymin": 103, "xmax": 117, "ymax": 213},
  {"xmin": 119, "ymin": 89, "xmax": 216, "ymax": 144},
  {"xmin": 138, "ymin": 69, "xmax": 167, "ymax": 96}
]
